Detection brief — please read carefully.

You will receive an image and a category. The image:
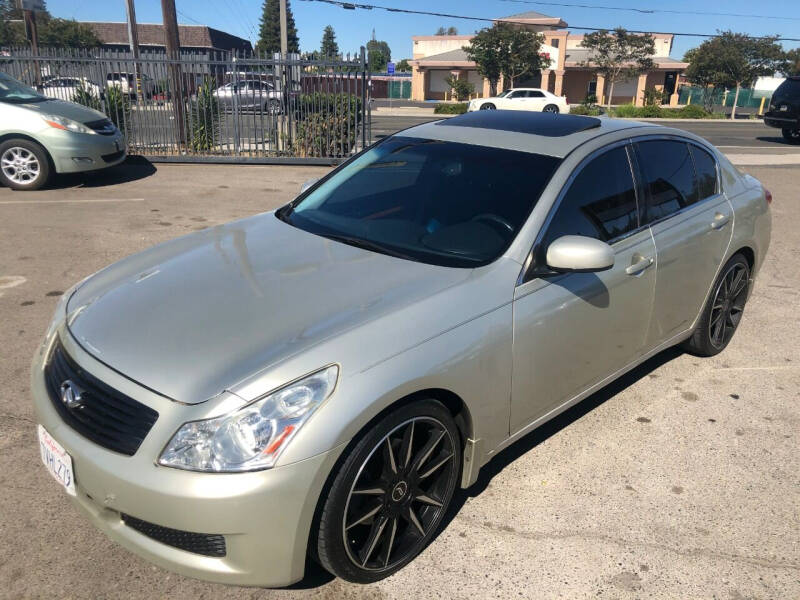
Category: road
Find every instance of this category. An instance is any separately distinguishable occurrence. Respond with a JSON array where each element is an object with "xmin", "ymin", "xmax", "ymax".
[{"xmin": 0, "ymin": 159, "xmax": 797, "ymax": 599}]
